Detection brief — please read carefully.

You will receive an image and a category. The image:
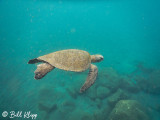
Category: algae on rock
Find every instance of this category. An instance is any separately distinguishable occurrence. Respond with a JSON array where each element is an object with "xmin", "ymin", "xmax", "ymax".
[{"xmin": 108, "ymin": 100, "xmax": 151, "ymax": 120}]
